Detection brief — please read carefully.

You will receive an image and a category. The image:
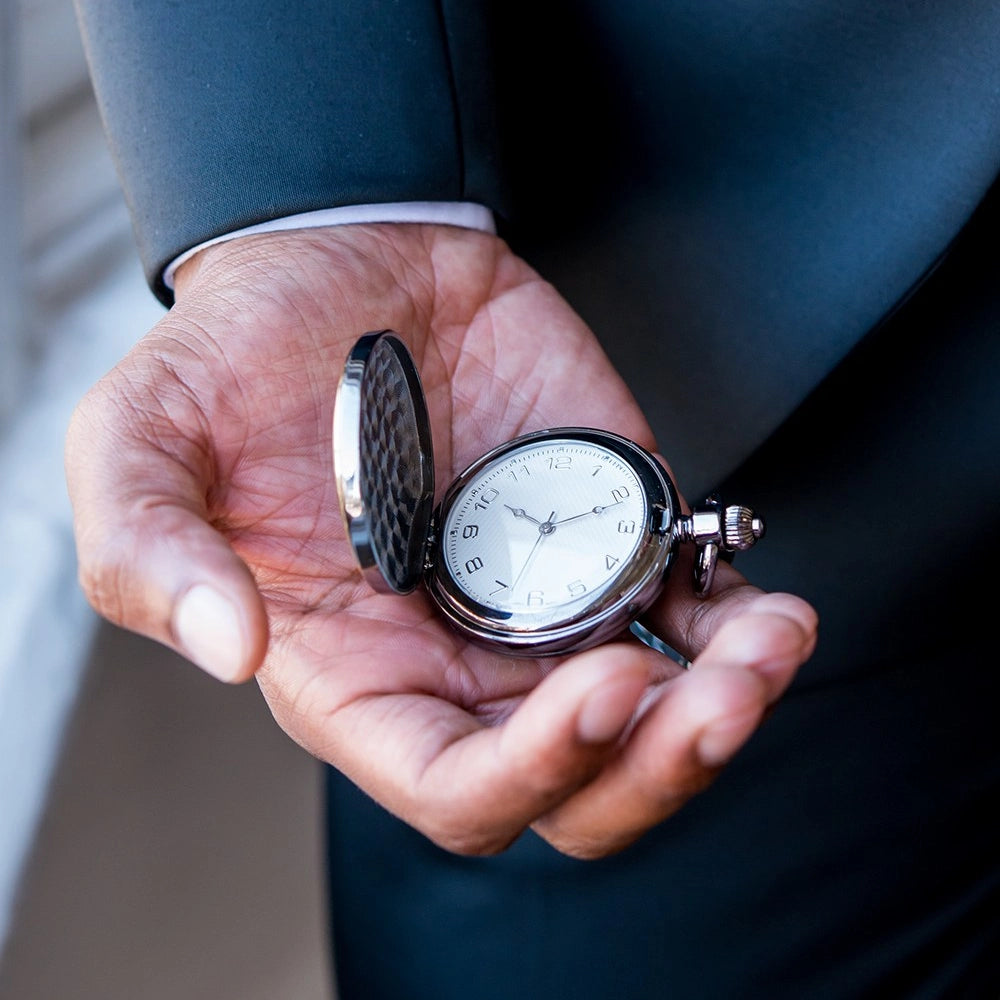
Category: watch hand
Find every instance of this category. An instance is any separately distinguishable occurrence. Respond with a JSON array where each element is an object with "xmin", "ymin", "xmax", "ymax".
[
  {"xmin": 554, "ymin": 498, "xmax": 625, "ymax": 526},
  {"xmin": 504, "ymin": 504, "xmax": 542, "ymax": 526},
  {"xmin": 511, "ymin": 511, "xmax": 557, "ymax": 592}
]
